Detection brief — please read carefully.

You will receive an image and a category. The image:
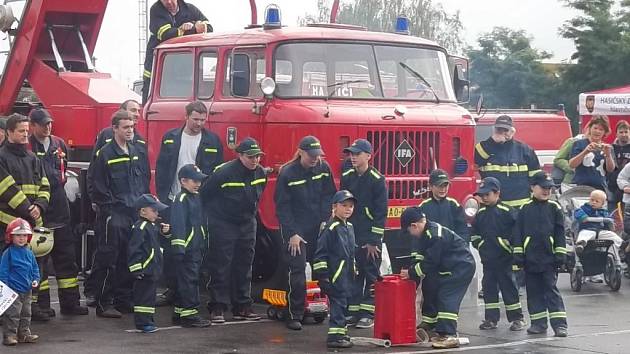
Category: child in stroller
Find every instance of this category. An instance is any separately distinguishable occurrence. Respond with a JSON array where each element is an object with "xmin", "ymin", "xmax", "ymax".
[{"xmin": 574, "ymin": 190, "xmax": 623, "ymax": 256}]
